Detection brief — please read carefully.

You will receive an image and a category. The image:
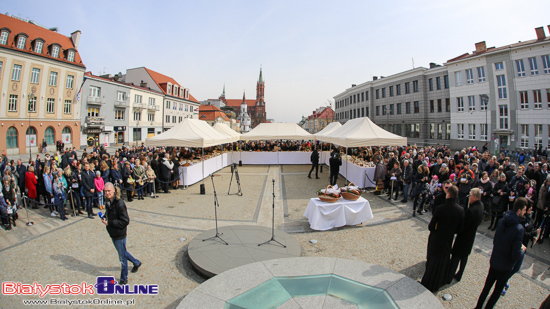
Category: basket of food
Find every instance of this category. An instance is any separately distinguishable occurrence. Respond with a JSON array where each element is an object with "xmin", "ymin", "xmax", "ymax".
[
  {"xmin": 341, "ymin": 182, "xmax": 361, "ymax": 201},
  {"xmin": 317, "ymin": 185, "xmax": 341, "ymax": 203}
]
